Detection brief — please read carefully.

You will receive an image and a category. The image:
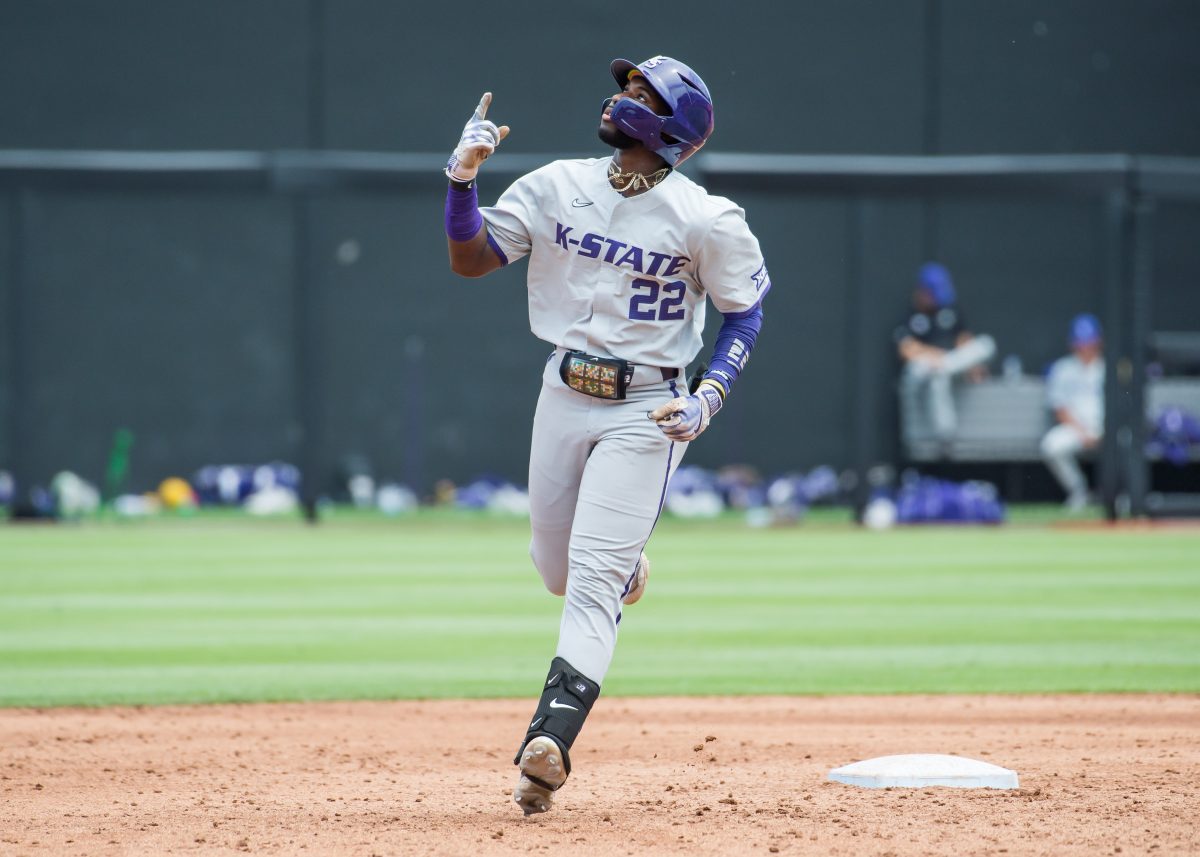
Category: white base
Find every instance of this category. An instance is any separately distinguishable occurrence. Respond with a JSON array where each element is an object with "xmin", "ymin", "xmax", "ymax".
[{"xmin": 828, "ymin": 754, "xmax": 1019, "ymax": 789}]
